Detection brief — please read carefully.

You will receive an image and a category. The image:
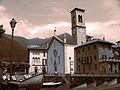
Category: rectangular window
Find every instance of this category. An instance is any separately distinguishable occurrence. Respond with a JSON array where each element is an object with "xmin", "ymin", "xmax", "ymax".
[
  {"xmin": 94, "ymin": 45, "xmax": 96, "ymax": 49},
  {"xmin": 43, "ymin": 51, "xmax": 45, "ymax": 57},
  {"xmin": 87, "ymin": 56, "xmax": 89, "ymax": 63},
  {"xmin": 82, "ymin": 48, "xmax": 84, "ymax": 52},
  {"xmin": 90, "ymin": 56, "xmax": 92, "ymax": 63},
  {"xmin": 95, "ymin": 64, "xmax": 97, "ymax": 70},
  {"xmin": 54, "ymin": 41, "xmax": 56, "ymax": 47},
  {"xmin": 71, "ymin": 68, "xmax": 73, "ymax": 71},
  {"xmin": 103, "ymin": 45, "xmax": 105, "ymax": 50},
  {"xmin": 58, "ymin": 56, "xmax": 60, "ymax": 64},
  {"xmin": 42, "ymin": 59, "xmax": 45, "ymax": 65},
  {"xmin": 51, "ymin": 58, "xmax": 52, "ymax": 65},
  {"xmin": 78, "ymin": 58, "xmax": 80, "ymax": 62},
  {"xmin": 38, "ymin": 52, "xmax": 40, "ymax": 55},
  {"xmin": 108, "ymin": 46, "xmax": 111, "ymax": 50},
  {"xmin": 78, "ymin": 49, "xmax": 80, "ymax": 53},
  {"xmin": 81, "ymin": 57, "xmax": 83, "ymax": 64},
  {"xmin": 33, "ymin": 52, "xmax": 35, "ymax": 55},
  {"xmin": 79, "ymin": 65, "xmax": 80, "ymax": 72},
  {"xmin": 81, "ymin": 41, "xmax": 83, "ymax": 44},
  {"xmin": 94, "ymin": 55, "xmax": 96, "ymax": 60},
  {"xmin": 88, "ymin": 47, "xmax": 90, "ymax": 50}
]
